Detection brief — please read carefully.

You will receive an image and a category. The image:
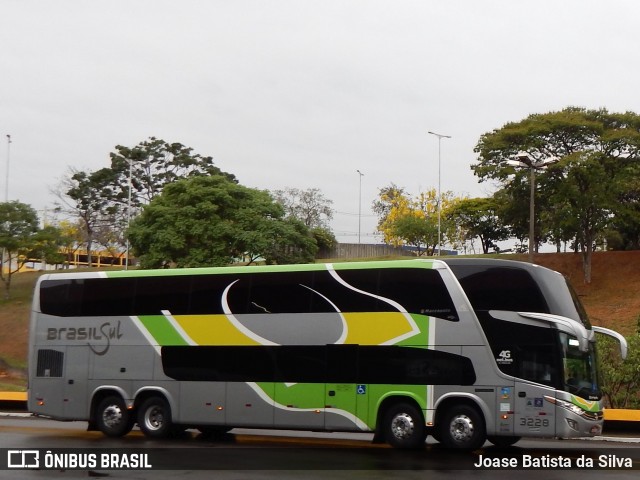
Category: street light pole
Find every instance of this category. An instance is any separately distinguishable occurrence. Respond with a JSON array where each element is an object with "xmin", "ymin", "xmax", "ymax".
[
  {"xmin": 2, "ymin": 135, "xmax": 10, "ymax": 277},
  {"xmin": 528, "ymin": 164, "xmax": 536, "ymax": 263},
  {"xmin": 357, "ymin": 169, "xmax": 364, "ymax": 244},
  {"xmin": 125, "ymin": 159, "xmax": 133, "ymax": 270},
  {"xmin": 5, "ymin": 135, "xmax": 11, "ymax": 202},
  {"xmin": 507, "ymin": 151, "xmax": 558, "ymax": 263},
  {"xmin": 428, "ymin": 131, "xmax": 451, "ymax": 256}
]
